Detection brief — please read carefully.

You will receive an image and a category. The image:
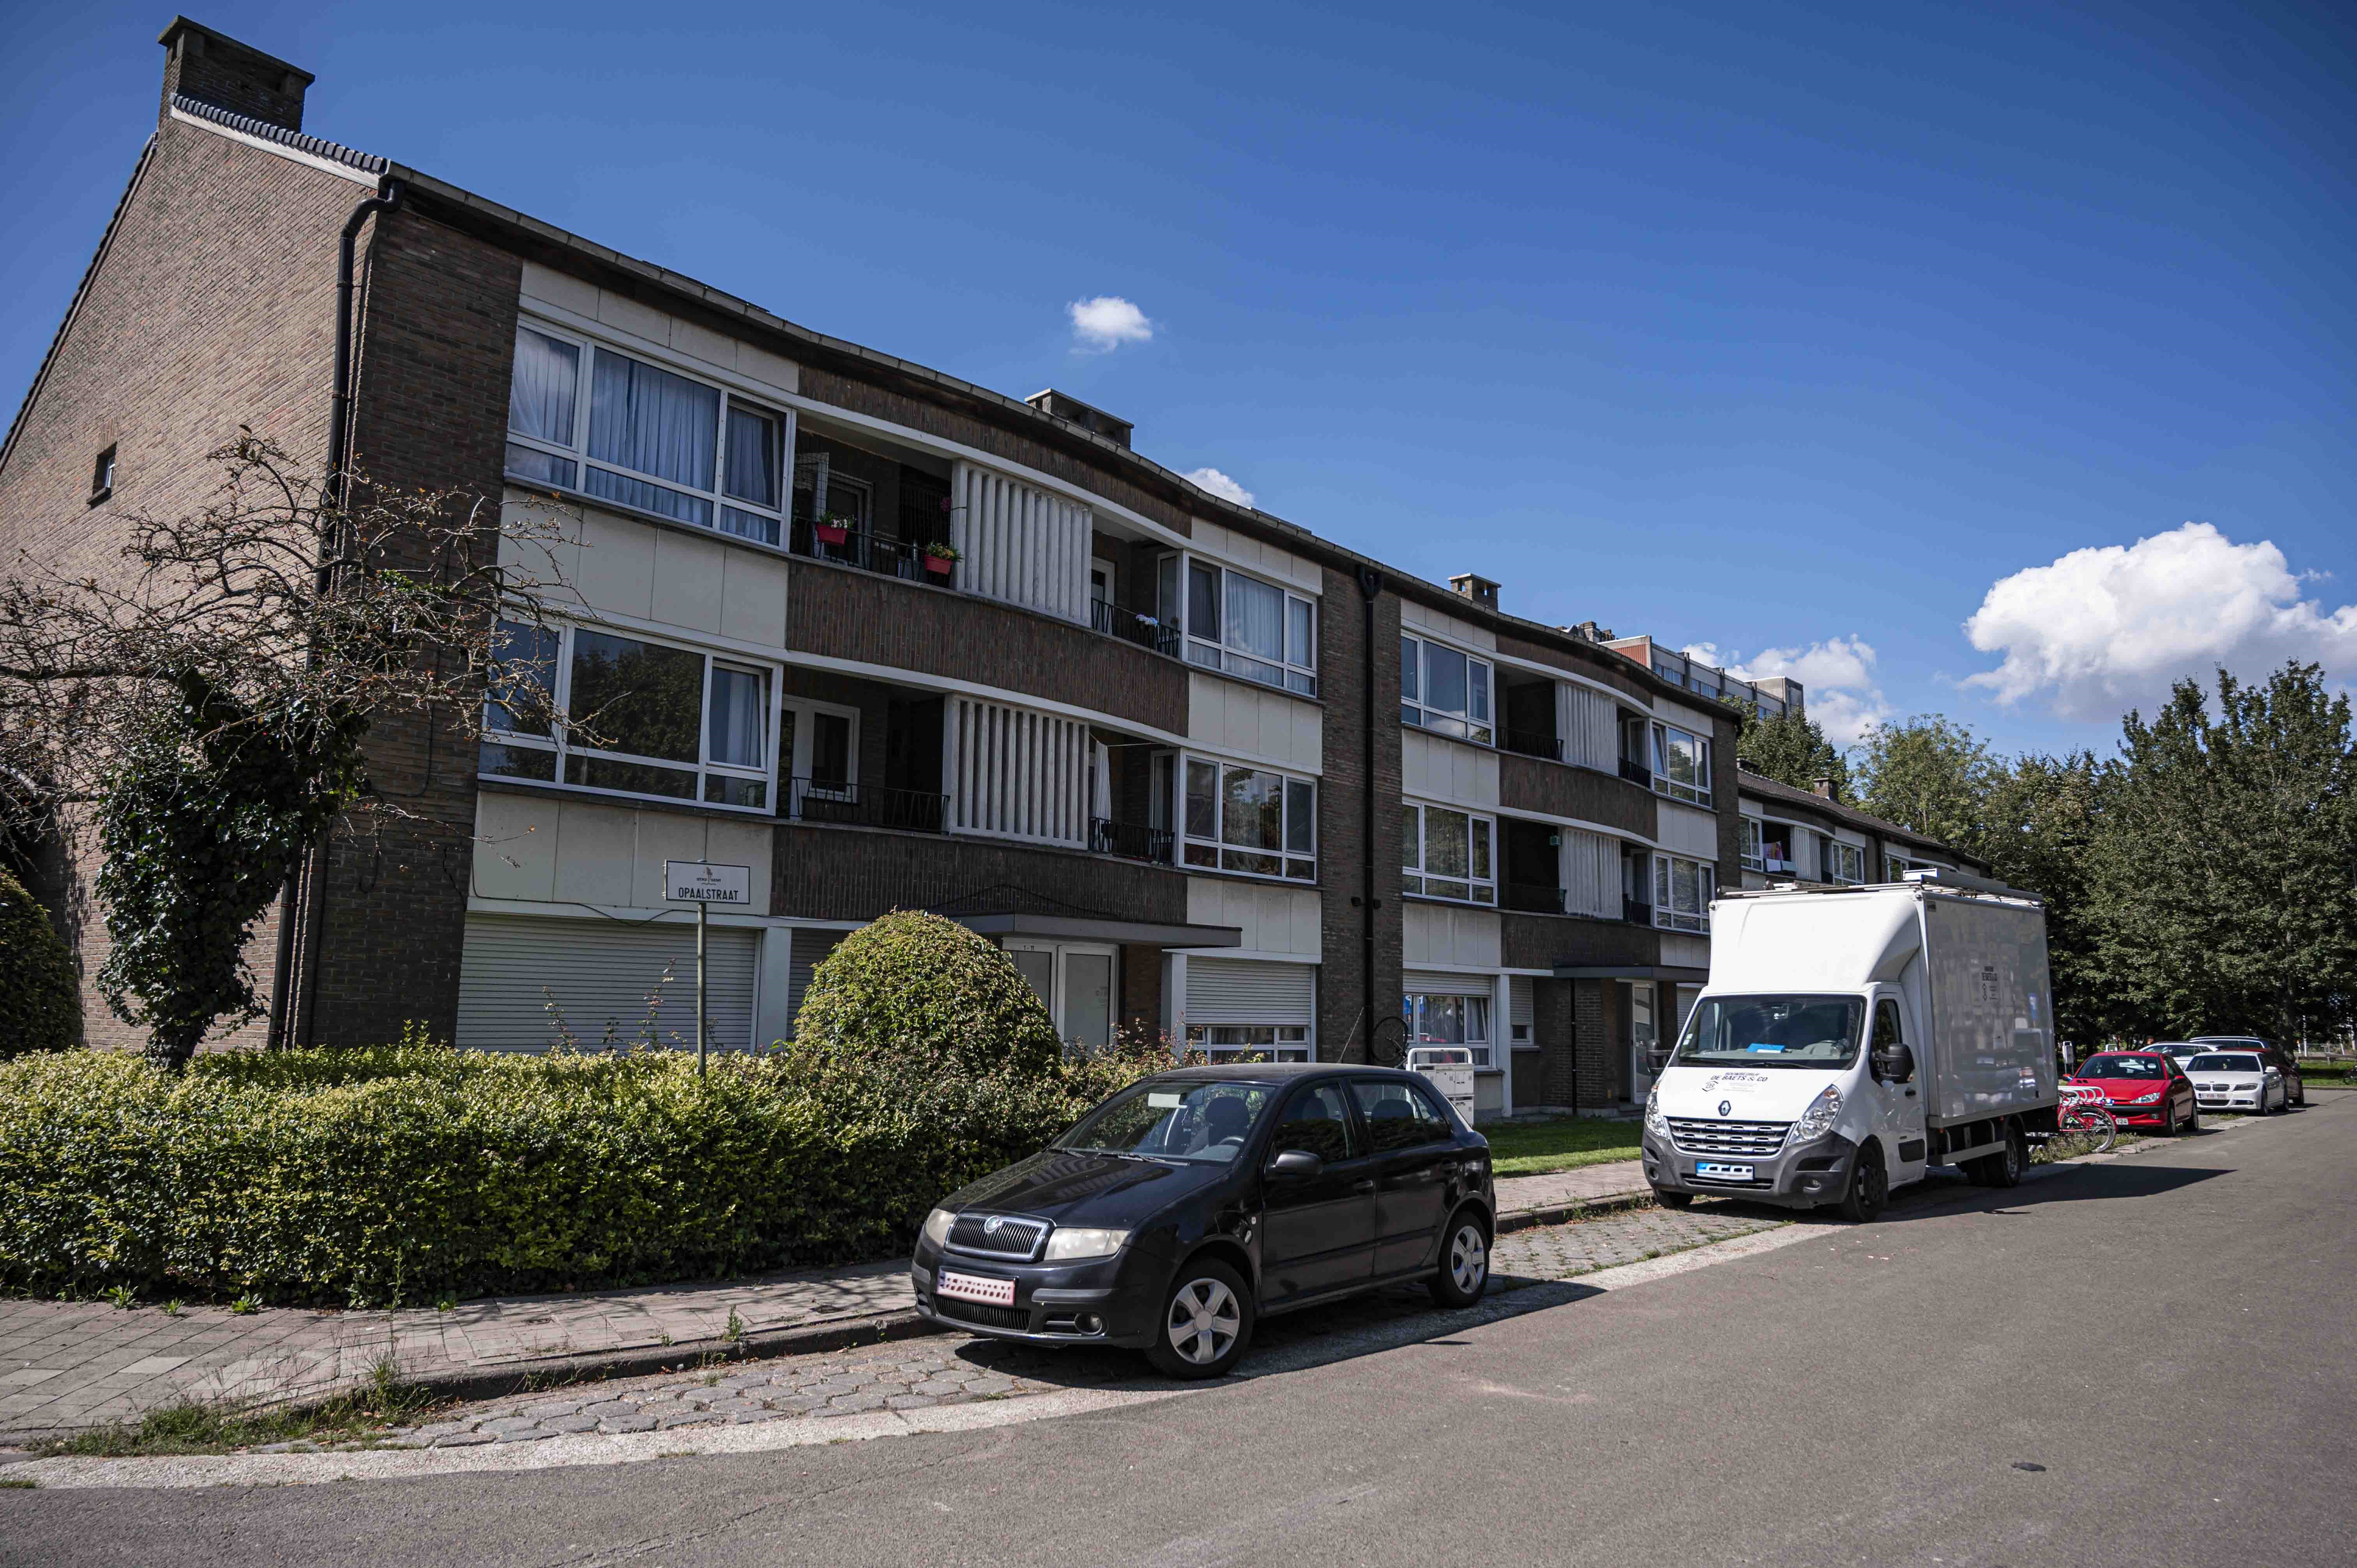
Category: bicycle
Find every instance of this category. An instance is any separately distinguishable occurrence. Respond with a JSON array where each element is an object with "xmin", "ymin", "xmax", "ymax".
[{"xmin": 2046, "ymin": 1084, "xmax": 2117, "ymax": 1158}]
